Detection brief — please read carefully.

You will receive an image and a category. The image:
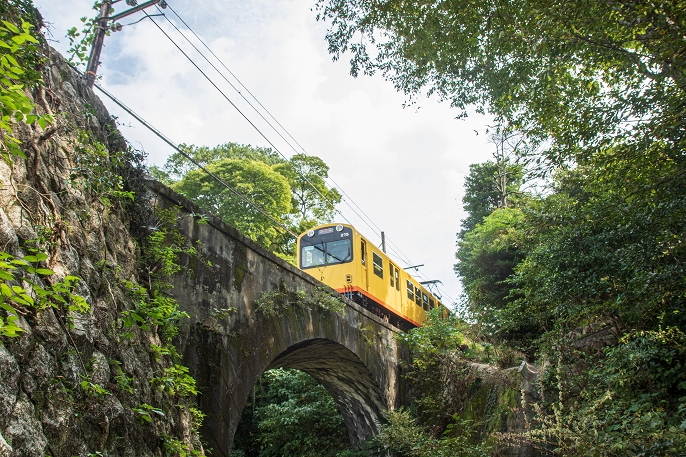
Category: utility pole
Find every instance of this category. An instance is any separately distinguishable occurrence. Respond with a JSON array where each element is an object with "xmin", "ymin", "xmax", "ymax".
[
  {"xmin": 84, "ymin": 0, "xmax": 112, "ymax": 88},
  {"xmin": 381, "ymin": 231, "xmax": 386, "ymax": 253},
  {"xmin": 85, "ymin": 0, "xmax": 167, "ymax": 88}
]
